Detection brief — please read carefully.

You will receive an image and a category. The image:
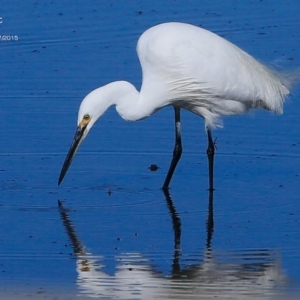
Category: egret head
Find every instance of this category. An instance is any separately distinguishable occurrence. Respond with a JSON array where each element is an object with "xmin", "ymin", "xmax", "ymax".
[
  {"xmin": 58, "ymin": 81, "xmax": 138, "ymax": 185},
  {"xmin": 58, "ymin": 88, "xmax": 110, "ymax": 185},
  {"xmin": 77, "ymin": 88, "xmax": 111, "ymax": 132}
]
